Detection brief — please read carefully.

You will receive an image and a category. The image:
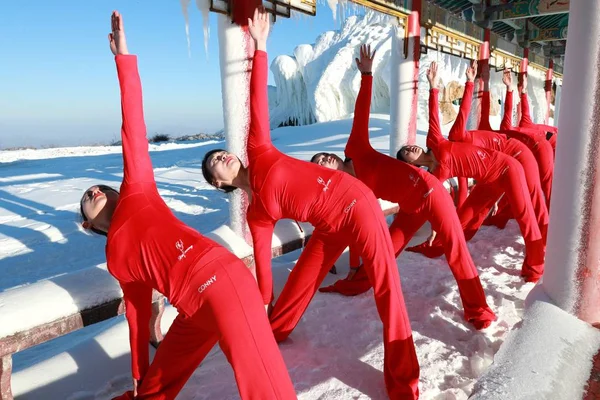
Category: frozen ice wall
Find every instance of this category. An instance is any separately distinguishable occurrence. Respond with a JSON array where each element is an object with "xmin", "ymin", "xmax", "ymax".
[{"xmin": 269, "ymin": 11, "xmax": 529, "ymax": 134}]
